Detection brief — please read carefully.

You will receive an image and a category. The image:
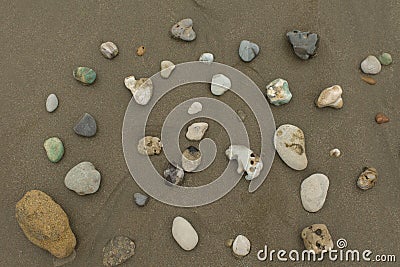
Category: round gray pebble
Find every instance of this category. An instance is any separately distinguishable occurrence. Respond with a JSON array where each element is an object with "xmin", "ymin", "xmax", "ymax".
[{"xmin": 73, "ymin": 113, "xmax": 97, "ymax": 137}]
